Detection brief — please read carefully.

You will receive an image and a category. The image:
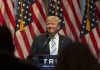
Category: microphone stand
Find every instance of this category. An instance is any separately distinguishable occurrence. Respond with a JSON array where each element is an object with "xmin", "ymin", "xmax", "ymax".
[
  {"xmin": 42, "ymin": 29, "xmax": 60, "ymax": 47},
  {"xmin": 42, "ymin": 36, "xmax": 52, "ymax": 47}
]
